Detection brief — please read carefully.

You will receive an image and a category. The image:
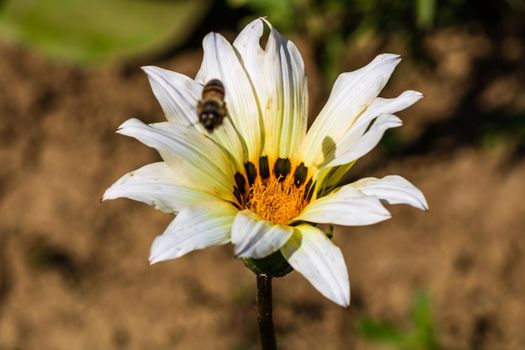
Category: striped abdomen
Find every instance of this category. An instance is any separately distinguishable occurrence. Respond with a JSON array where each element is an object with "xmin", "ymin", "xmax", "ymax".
[{"xmin": 197, "ymin": 79, "xmax": 227, "ymax": 132}]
